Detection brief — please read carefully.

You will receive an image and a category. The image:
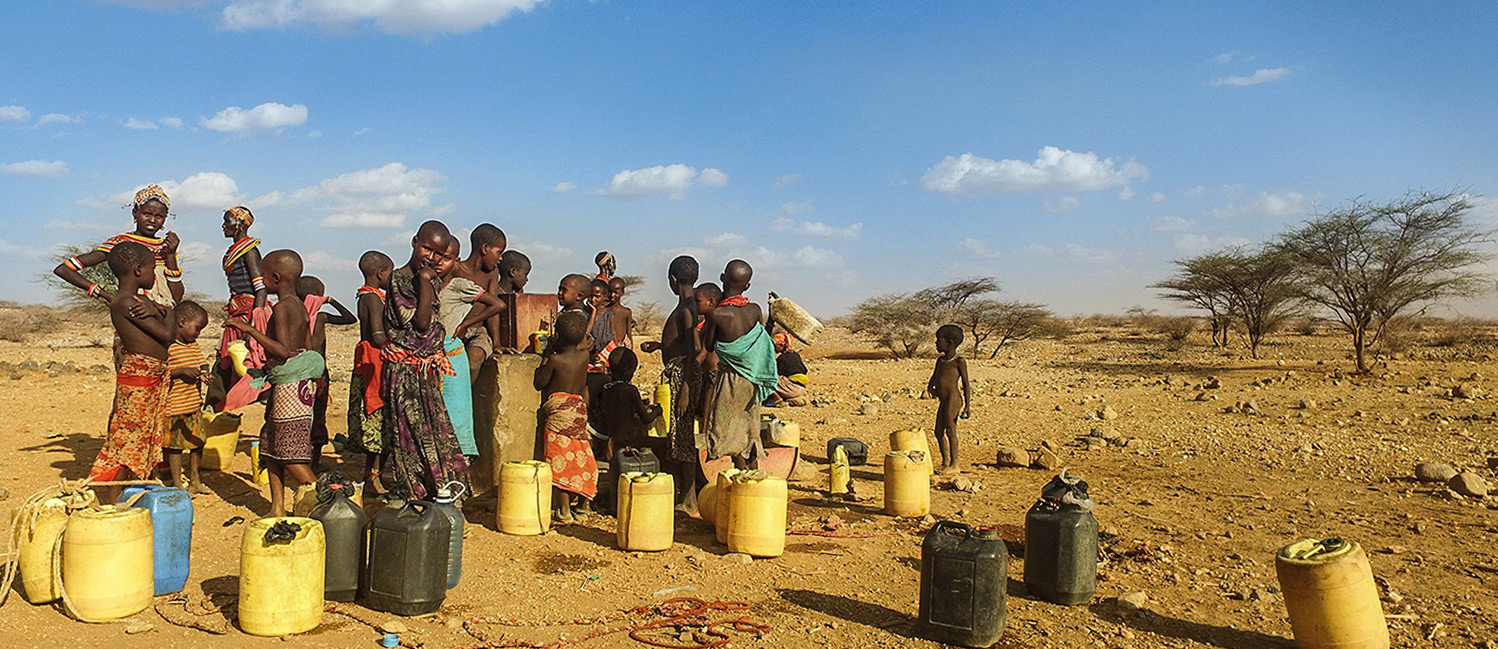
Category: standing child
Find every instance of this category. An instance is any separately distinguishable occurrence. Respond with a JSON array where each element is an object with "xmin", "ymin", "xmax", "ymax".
[
  {"xmin": 224, "ymin": 250, "xmax": 326, "ymax": 517},
  {"xmin": 348, "ymin": 252, "xmax": 393, "ymax": 493},
  {"xmin": 699, "ymin": 261, "xmax": 779, "ymax": 470},
  {"xmin": 91, "ymin": 241, "xmax": 177, "ymax": 504},
  {"xmin": 534, "ymin": 311, "xmax": 595, "ymax": 523},
  {"xmin": 496, "ymin": 250, "xmax": 531, "ymax": 294},
  {"xmin": 296, "ymin": 276, "xmax": 356, "ymax": 470},
  {"xmin": 215, "ymin": 205, "xmax": 267, "ymax": 403},
  {"xmin": 433, "ymin": 237, "xmax": 504, "ymax": 459},
  {"xmin": 598, "ymin": 347, "xmax": 663, "ymax": 455},
  {"xmin": 164, "ymin": 301, "xmax": 211, "ymax": 494},
  {"xmin": 453, "ymin": 224, "xmax": 507, "ymax": 378},
  {"xmin": 694, "ymin": 283, "xmax": 722, "ymax": 379},
  {"xmin": 927, "ymin": 324, "xmax": 971, "ymax": 475},
  {"xmin": 637, "ymin": 256, "xmax": 700, "ymax": 506},
  {"xmin": 380, "ymin": 221, "xmax": 469, "ymax": 503}
]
